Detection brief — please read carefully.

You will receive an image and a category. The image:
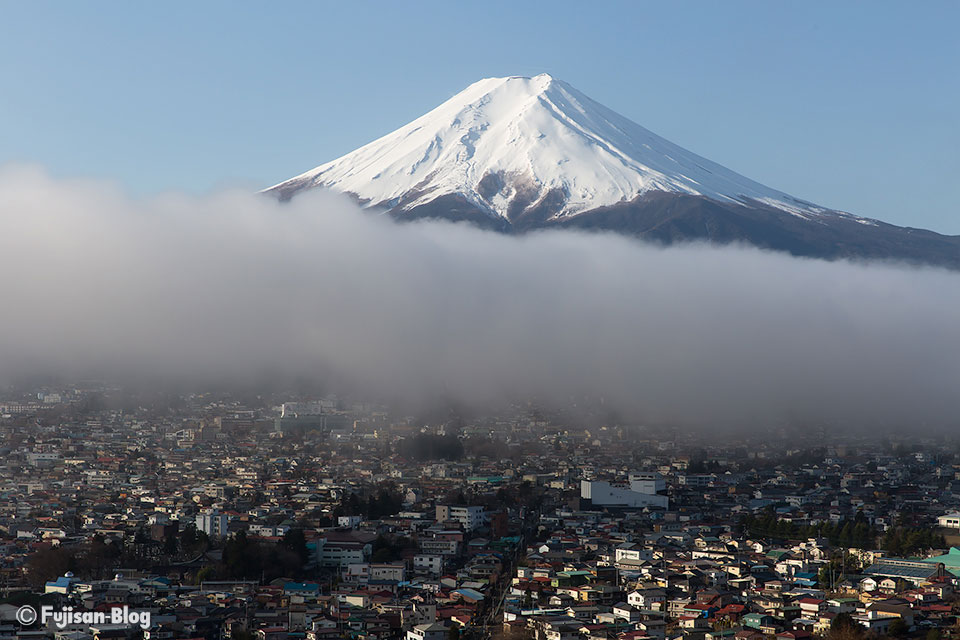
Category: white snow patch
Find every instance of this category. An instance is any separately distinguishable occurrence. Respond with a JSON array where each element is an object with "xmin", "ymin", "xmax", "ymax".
[{"xmin": 267, "ymin": 74, "xmax": 832, "ymax": 220}]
